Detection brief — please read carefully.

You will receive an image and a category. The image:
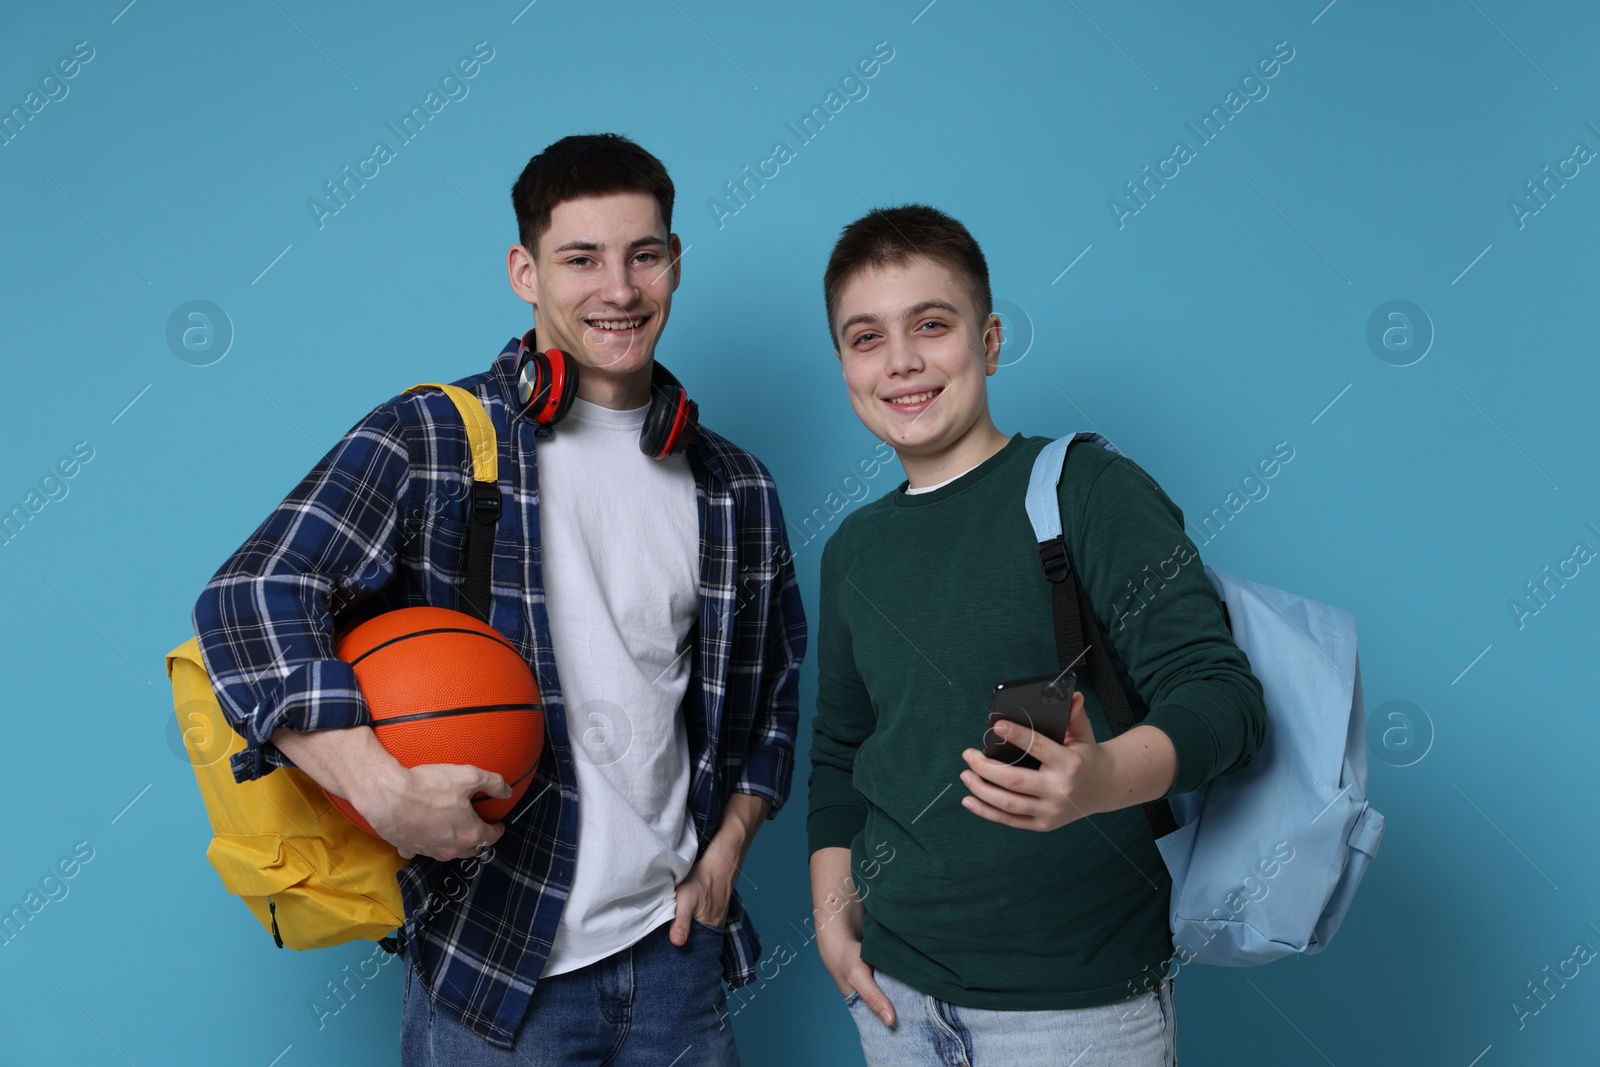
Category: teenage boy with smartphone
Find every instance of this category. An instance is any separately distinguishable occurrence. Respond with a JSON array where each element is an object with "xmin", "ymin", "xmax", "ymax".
[
  {"xmin": 195, "ymin": 134, "xmax": 806, "ymax": 1065},
  {"xmin": 806, "ymin": 204, "xmax": 1266, "ymax": 1065}
]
